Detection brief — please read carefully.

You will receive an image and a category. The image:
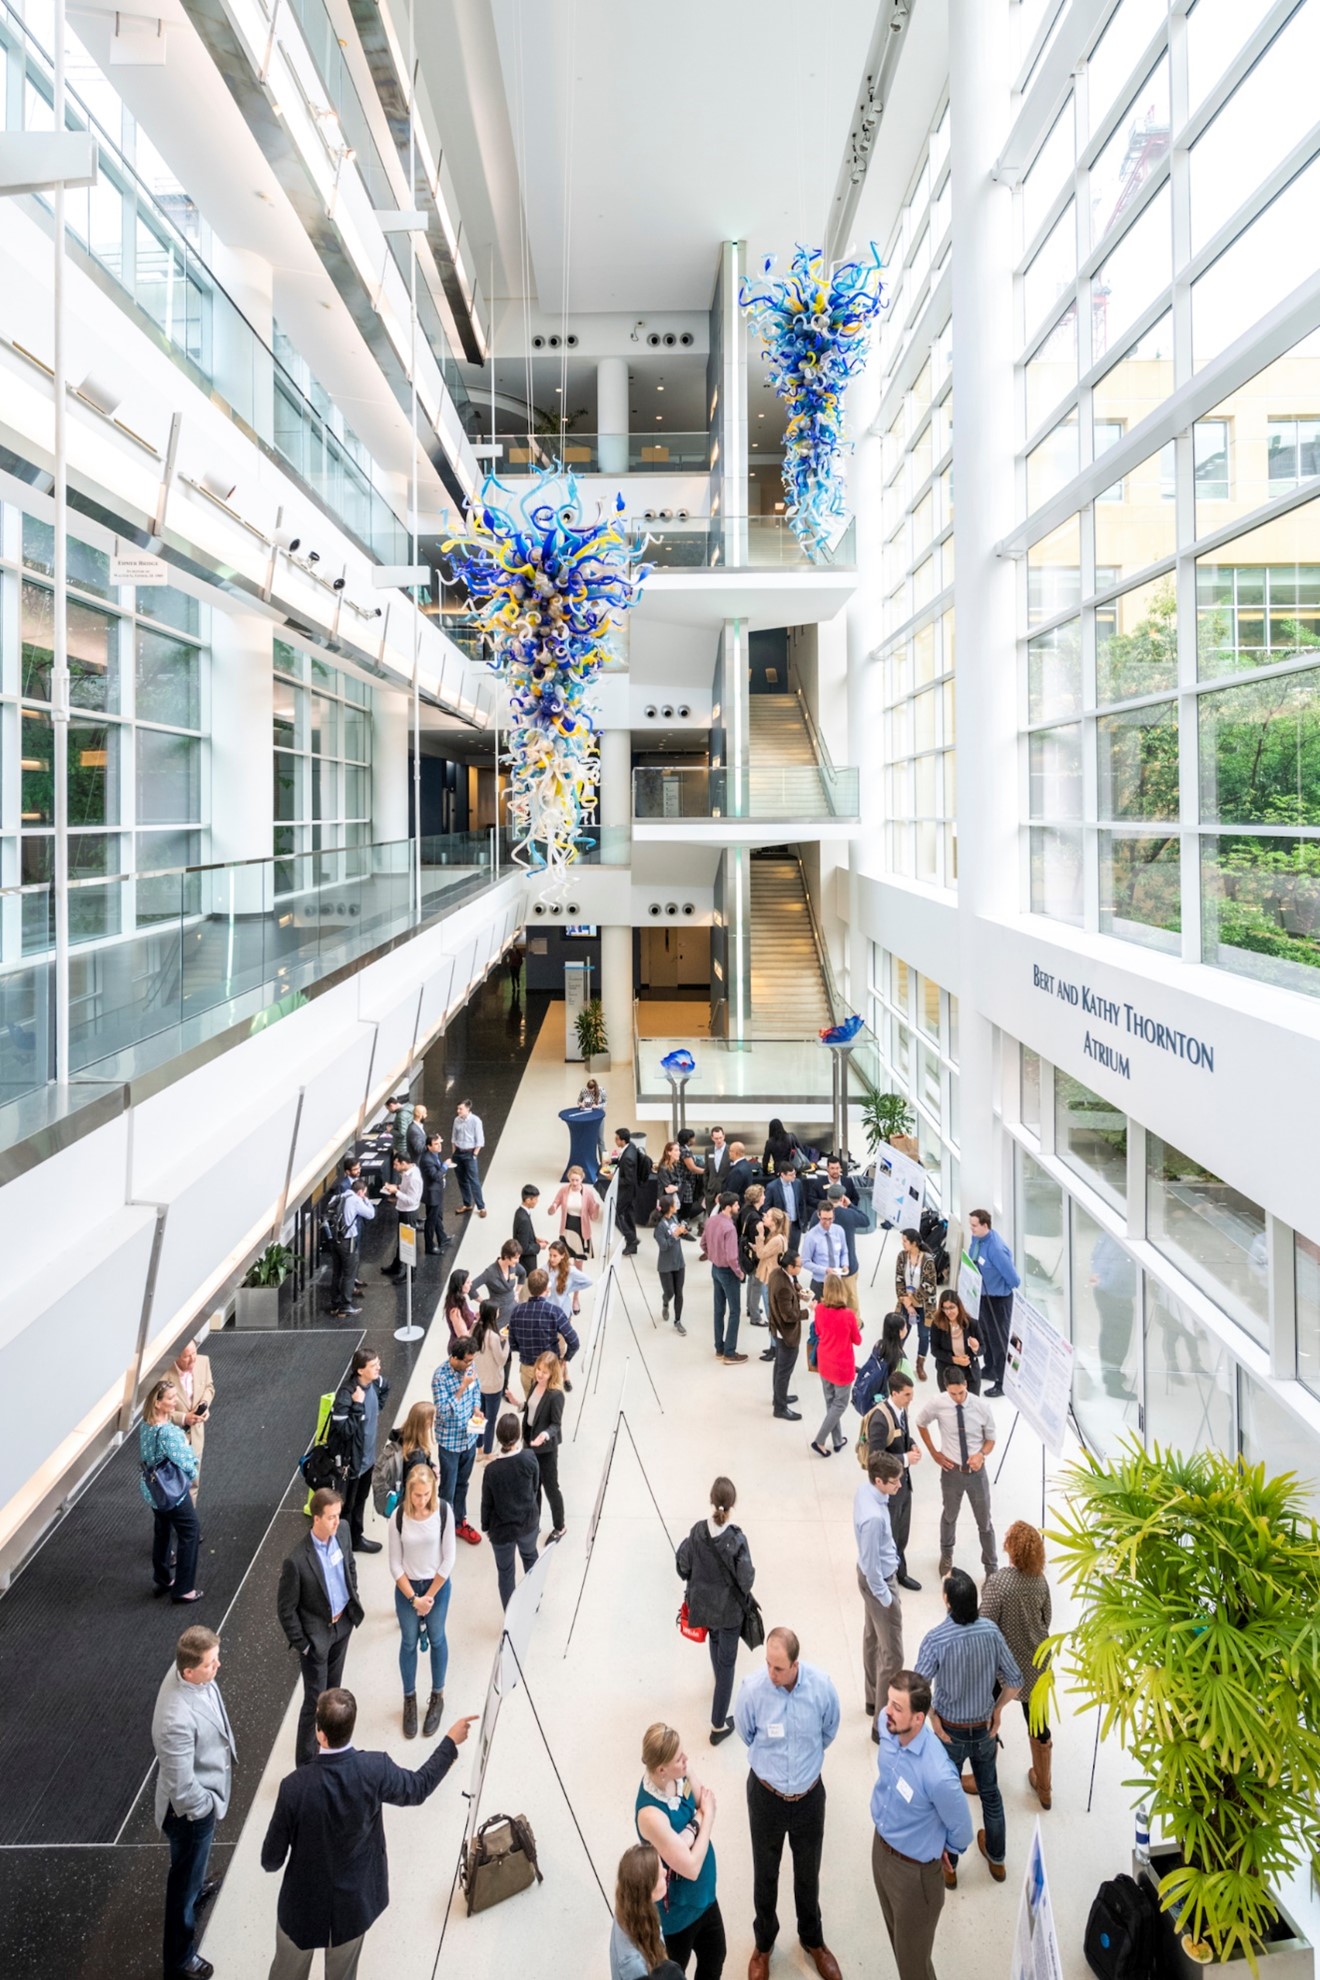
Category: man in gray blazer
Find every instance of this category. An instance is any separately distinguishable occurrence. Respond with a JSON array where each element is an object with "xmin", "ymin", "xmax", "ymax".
[{"xmin": 152, "ymin": 1625, "xmax": 236, "ymax": 1980}]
